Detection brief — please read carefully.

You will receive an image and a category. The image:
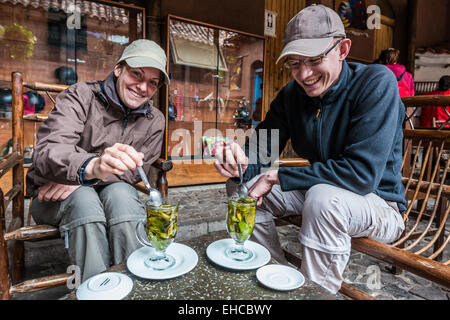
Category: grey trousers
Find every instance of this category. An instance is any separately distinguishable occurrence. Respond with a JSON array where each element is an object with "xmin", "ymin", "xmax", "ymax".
[
  {"xmin": 31, "ymin": 182, "xmax": 145, "ymax": 282},
  {"xmin": 227, "ymin": 175, "xmax": 405, "ymax": 294}
]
